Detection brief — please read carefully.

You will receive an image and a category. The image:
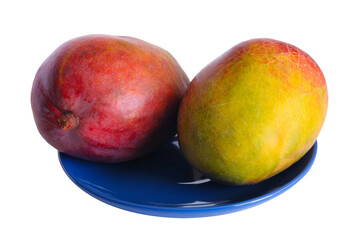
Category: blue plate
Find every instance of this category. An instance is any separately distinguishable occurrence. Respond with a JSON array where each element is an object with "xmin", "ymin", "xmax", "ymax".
[{"xmin": 59, "ymin": 136, "xmax": 317, "ymax": 218}]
